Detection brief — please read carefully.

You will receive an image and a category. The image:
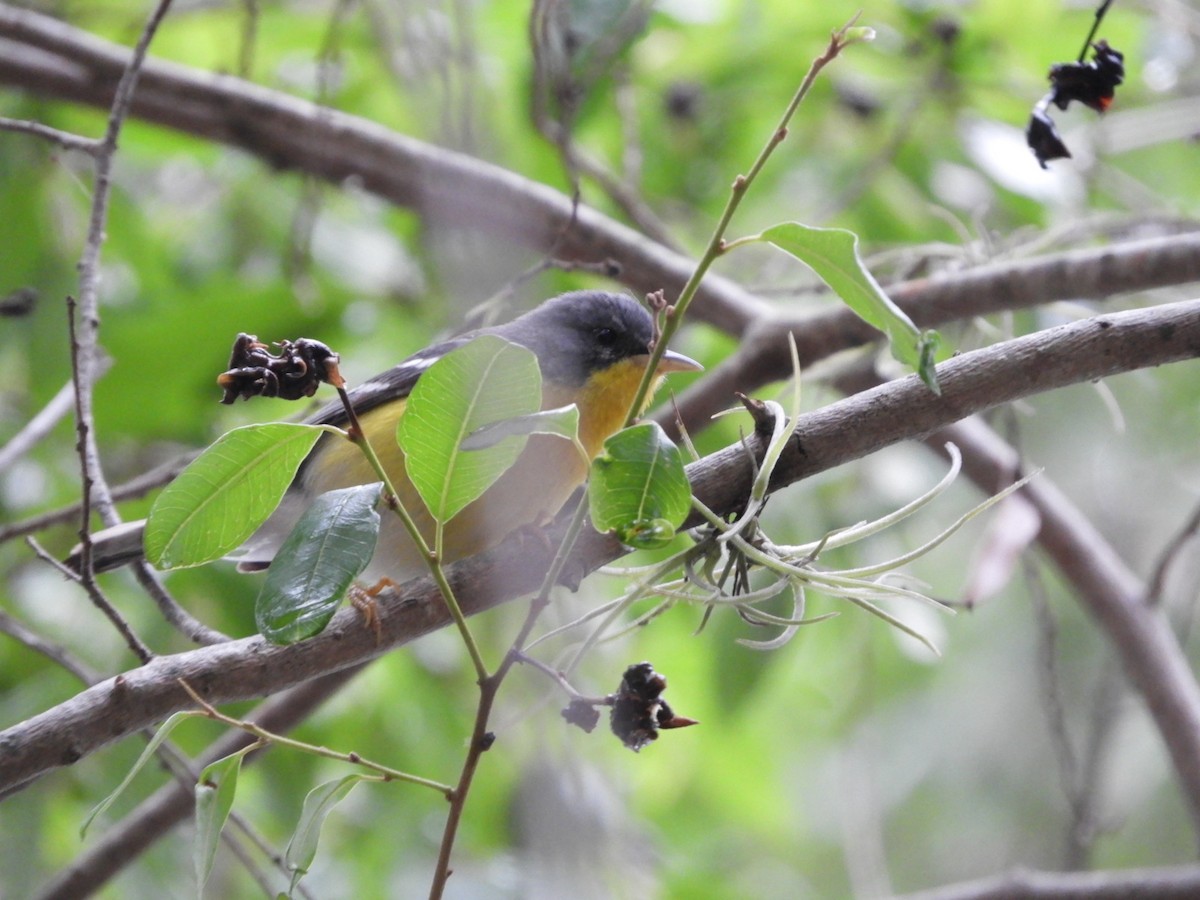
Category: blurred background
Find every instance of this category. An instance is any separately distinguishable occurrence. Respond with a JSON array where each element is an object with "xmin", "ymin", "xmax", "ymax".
[{"xmin": 2, "ymin": 0, "xmax": 1199, "ymax": 896}]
